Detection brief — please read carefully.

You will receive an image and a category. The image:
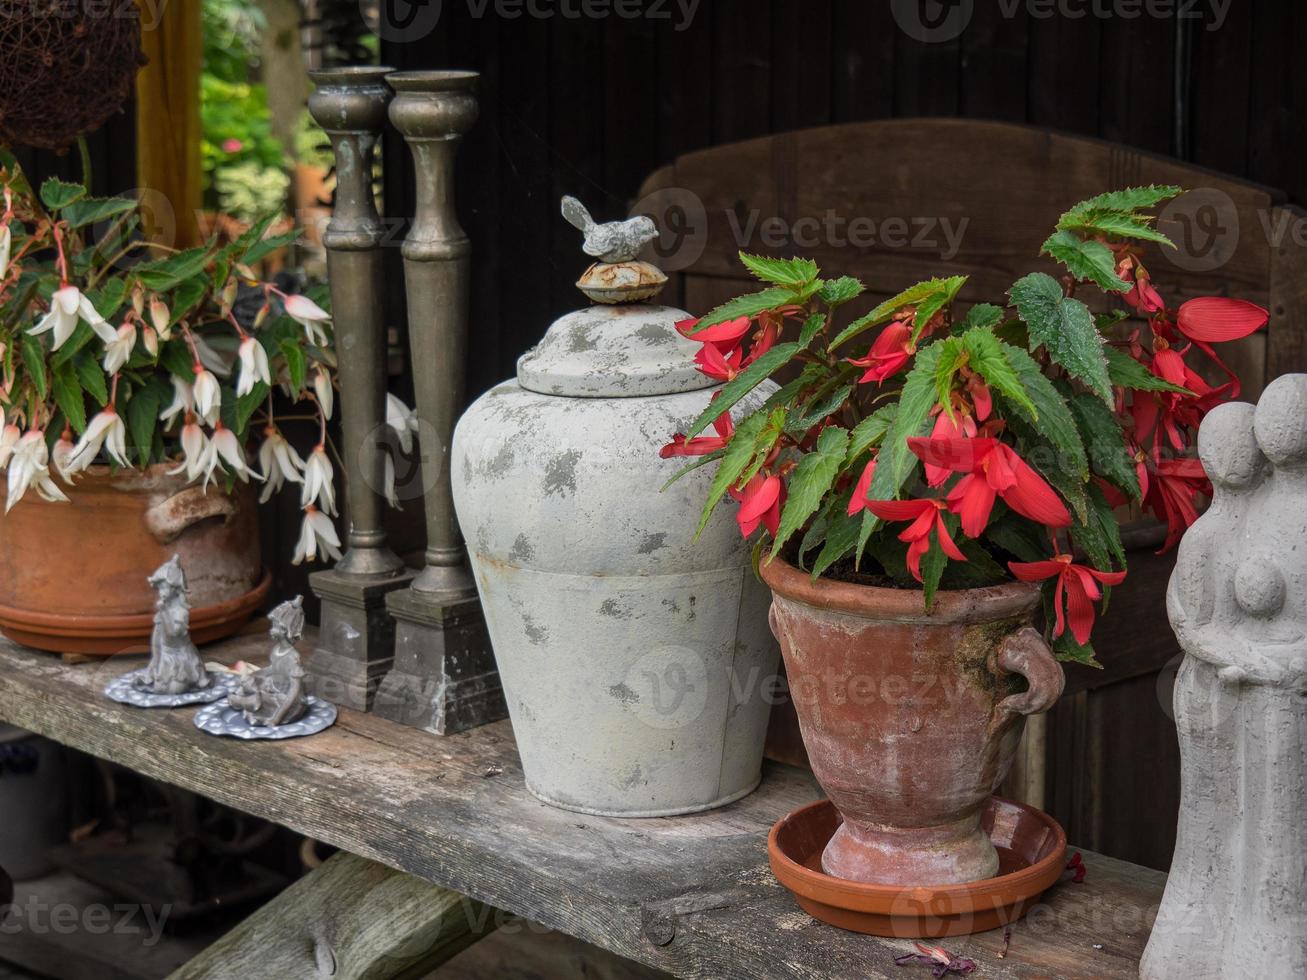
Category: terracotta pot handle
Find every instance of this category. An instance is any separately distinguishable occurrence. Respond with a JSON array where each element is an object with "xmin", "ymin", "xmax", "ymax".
[
  {"xmin": 989, "ymin": 626, "xmax": 1065, "ymax": 733},
  {"xmin": 144, "ymin": 487, "xmax": 237, "ymax": 544}
]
